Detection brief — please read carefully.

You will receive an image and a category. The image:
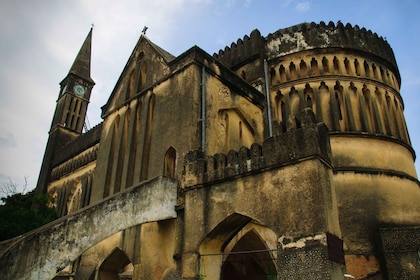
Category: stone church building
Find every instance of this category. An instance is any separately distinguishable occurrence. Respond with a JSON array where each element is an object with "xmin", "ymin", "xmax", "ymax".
[{"xmin": 1, "ymin": 21, "xmax": 419, "ymax": 279}]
